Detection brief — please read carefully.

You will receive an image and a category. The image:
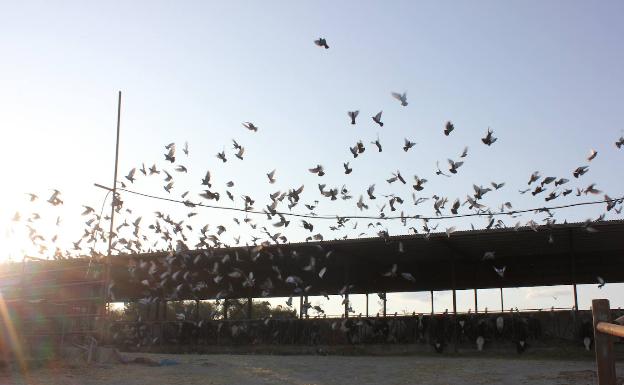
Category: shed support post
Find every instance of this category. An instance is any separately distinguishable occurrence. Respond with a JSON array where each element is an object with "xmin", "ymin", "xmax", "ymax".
[
  {"xmin": 573, "ymin": 284, "xmax": 579, "ymax": 311},
  {"xmin": 383, "ymin": 293, "xmax": 387, "ymax": 317},
  {"xmin": 451, "ymin": 254, "xmax": 458, "ymax": 352},
  {"xmin": 365, "ymin": 294, "xmax": 369, "ymax": 317},
  {"xmin": 474, "ymin": 289, "xmax": 478, "ymax": 313},
  {"xmin": 304, "ymin": 296, "xmax": 309, "ymax": 319},
  {"xmin": 500, "ymin": 288, "xmax": 504, "ymax": 312},
  {"xmin": 344, "ymin": 294, "xmax": 349, "ymax": 318},
  {"xmin": 299, "ymin": 296, "xmax": 303, "ymax": 319},
  {"xmin": 430, "ymin": 290, "xmax": 434, "ymax": 314},
  {"xmin": 592, "ymin": 299, "xmax": 616, "ymax": 385}
]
